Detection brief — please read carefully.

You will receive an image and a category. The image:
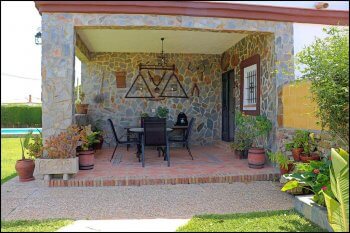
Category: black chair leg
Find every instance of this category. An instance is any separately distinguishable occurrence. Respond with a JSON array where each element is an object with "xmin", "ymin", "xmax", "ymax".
[
  {"xmin": 141, "ymin": 135, "xmax": 145, "ymax": 167},
  {"xmin": 166, "ymin": 145, "xmax": 170, "ymax": 167},
  {"xmin": 186, "ymin": 144, "xmax": 194, "ymax": 160},
  {"xmin": 110, "ymin": 143, "xmax": 119, "ymax": 162}
]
